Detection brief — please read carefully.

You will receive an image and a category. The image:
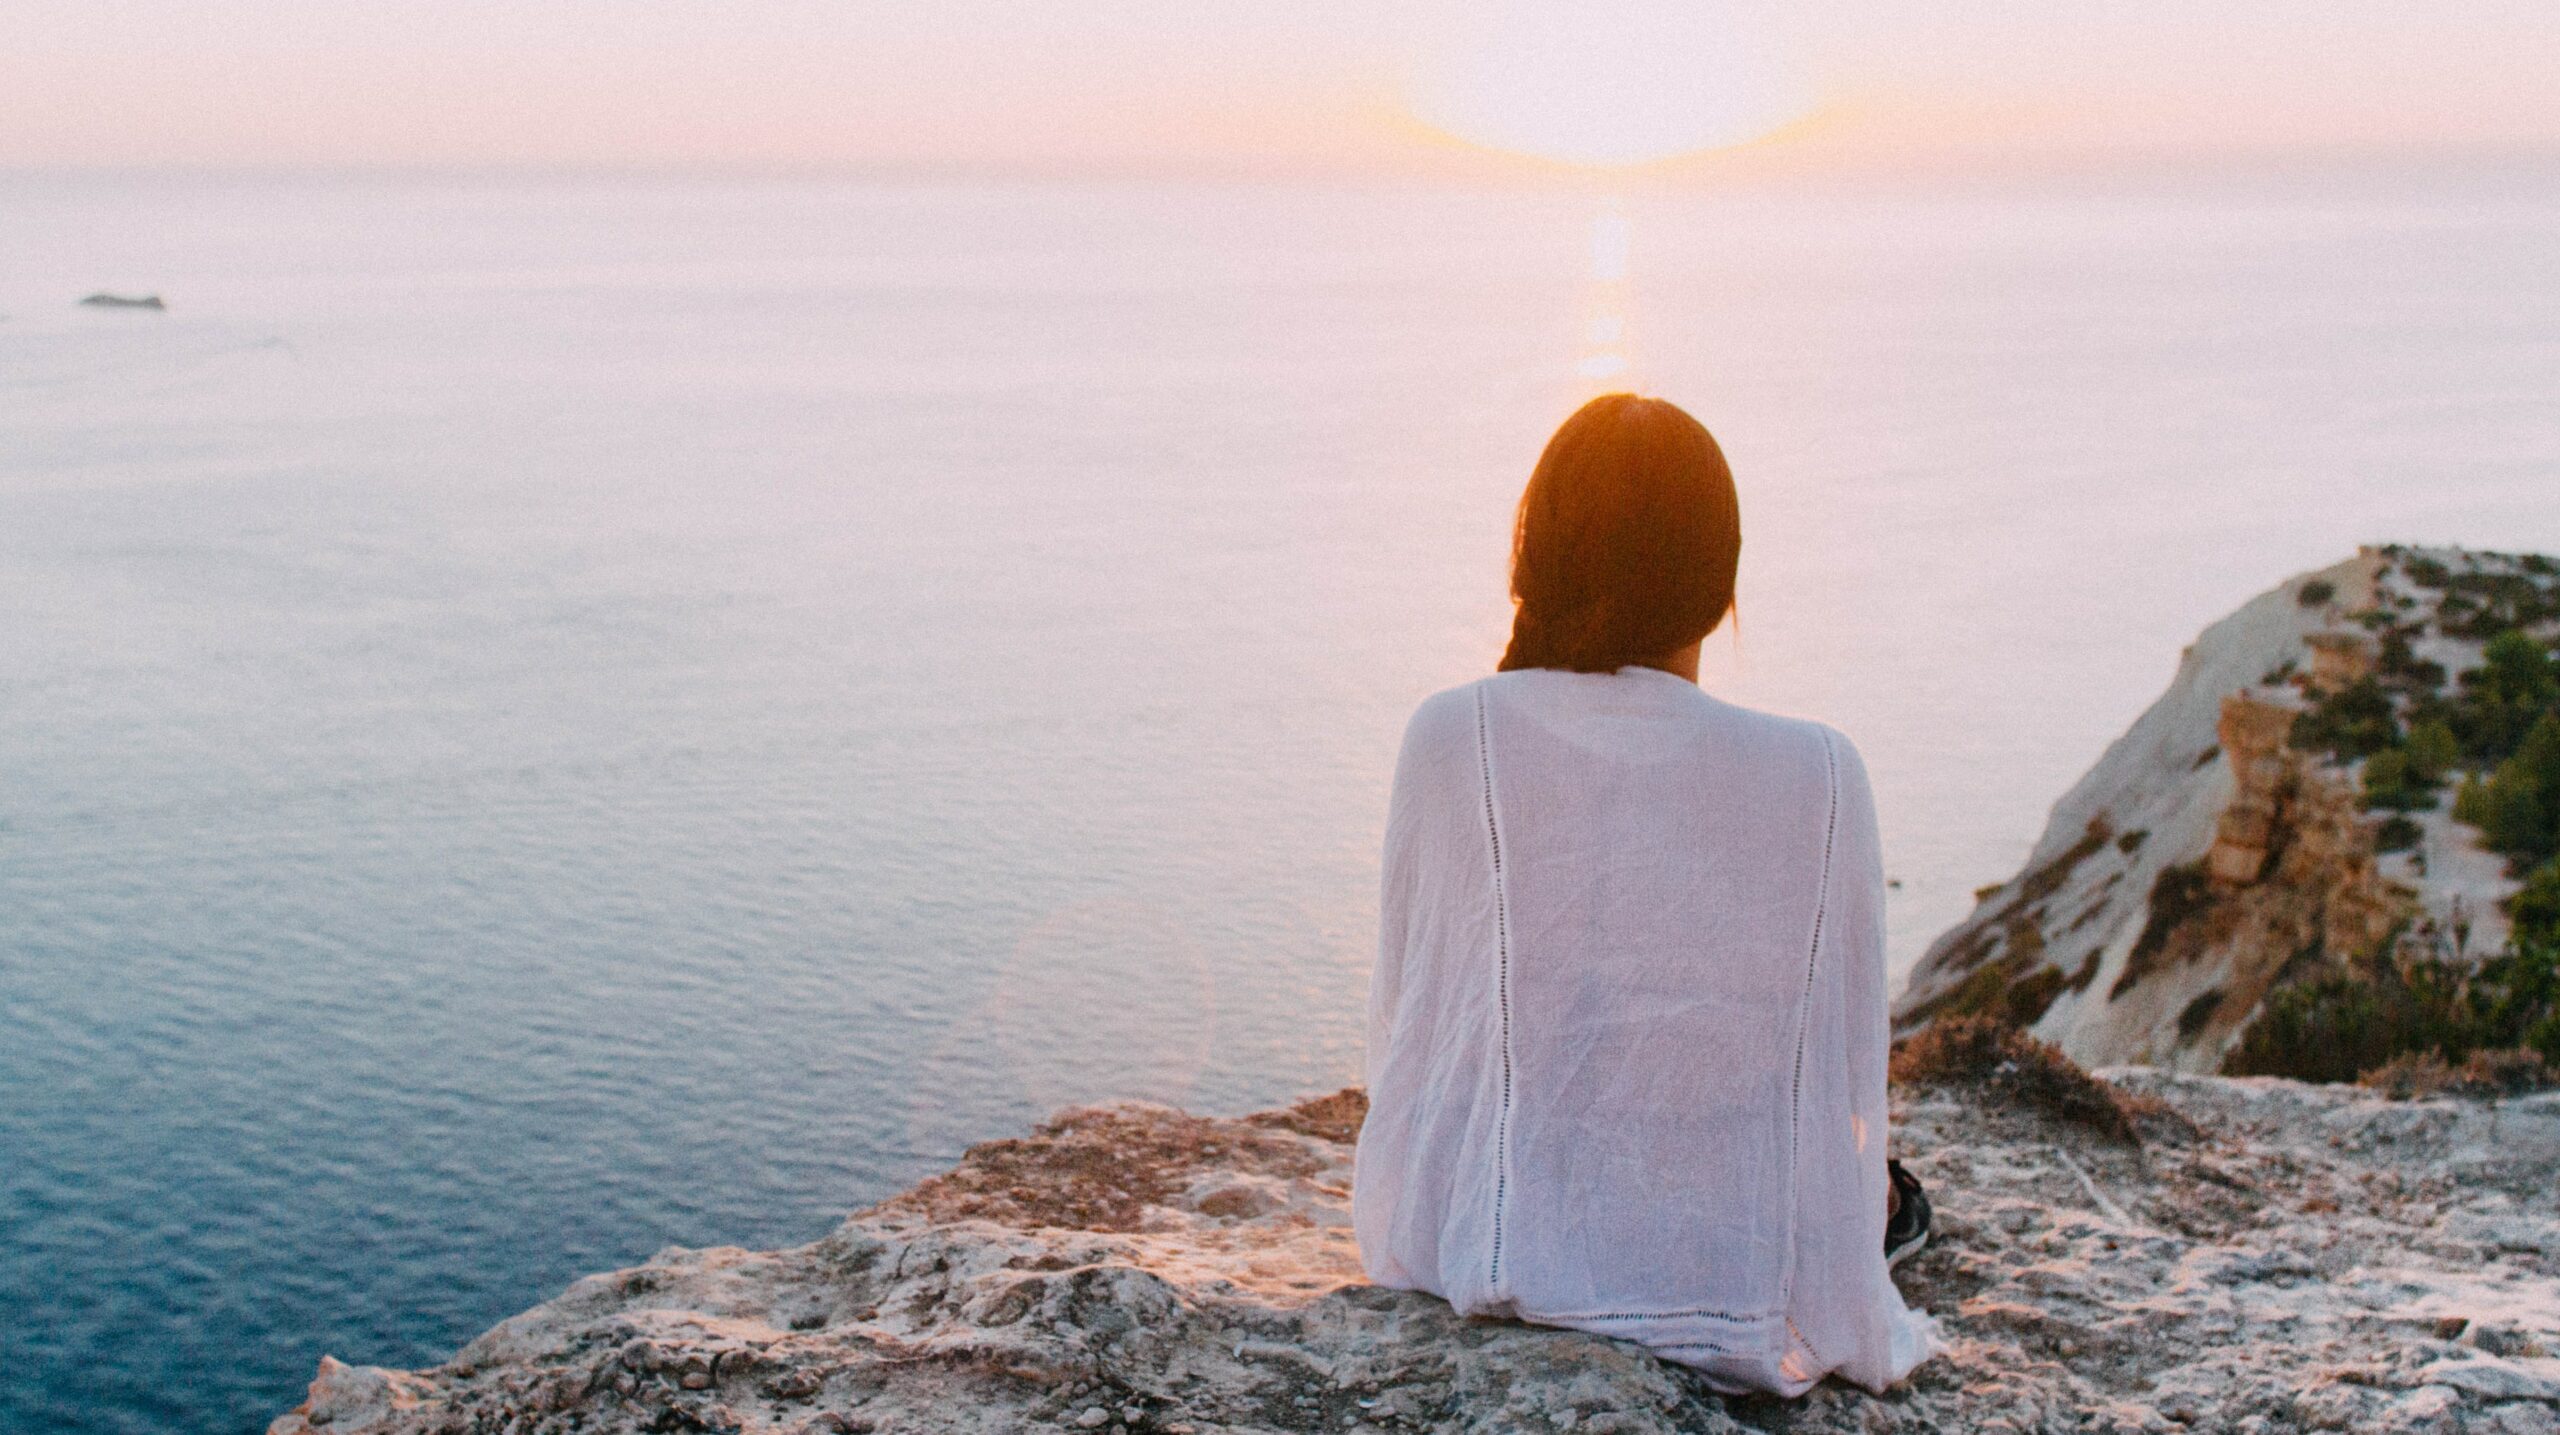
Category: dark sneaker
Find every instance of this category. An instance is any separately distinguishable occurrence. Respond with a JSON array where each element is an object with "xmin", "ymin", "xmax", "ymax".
[{"xmin": 1885, "ymin": 1159, "xmax": 1931, "ymax": 1269}]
